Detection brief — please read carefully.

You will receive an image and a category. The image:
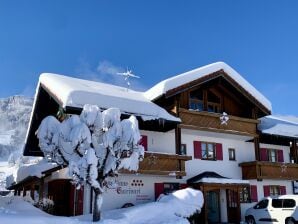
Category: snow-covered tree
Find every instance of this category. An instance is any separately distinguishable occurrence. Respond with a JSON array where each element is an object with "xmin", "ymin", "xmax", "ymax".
[{"xmin": 36, "ymin": 105, "xmax": 144, "ymax": 222}]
